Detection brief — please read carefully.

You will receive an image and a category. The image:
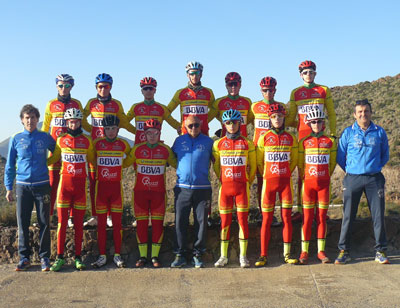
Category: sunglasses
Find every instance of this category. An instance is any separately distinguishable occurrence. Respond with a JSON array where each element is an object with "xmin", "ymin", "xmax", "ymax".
[
  {"xmin": 188, "ymin": 71, "xmax": 200, "ymax": 76},
  {"xmin": 57, "ymin": 84, "xmax": 72, "ymax": 89},
  {"xmin": 187, "ymin": 123, "xmax": 200, "ymax": 129},
  {"xmin": 225, "ymin": 120, "xmax": 239, "ymax": 125},
  {"xmin": 310, "ymin": 120, "xmax": 323, "ymax": 124},
  {"xmin": 142, "ymin": 87, "xmax": 154, "ymax": 91},
  {"xmin": 302, "ymin": 70, "xmax": 316, "ymax": 75},
  {"xmin": 262, "ymin": 88, "xmax": 274, "ymax": 93},
  {"xmin": 227, "ymin": 82, "xmax": 239, "ymax": 87},
  {"xmin": 270, "ymin": 114, "xmax": 284, "ymax": 119},
  {"xmin": 98, "ymin": 84, "xmax": 111, "ymax": 90}
]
